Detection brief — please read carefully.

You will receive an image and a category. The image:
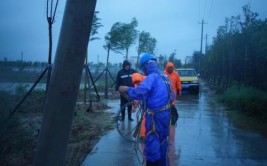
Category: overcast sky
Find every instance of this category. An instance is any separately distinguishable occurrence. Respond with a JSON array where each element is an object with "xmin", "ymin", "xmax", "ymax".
[{"xmin": 0, "ymin": 0, "xmax": 267, "ymax": 64}]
